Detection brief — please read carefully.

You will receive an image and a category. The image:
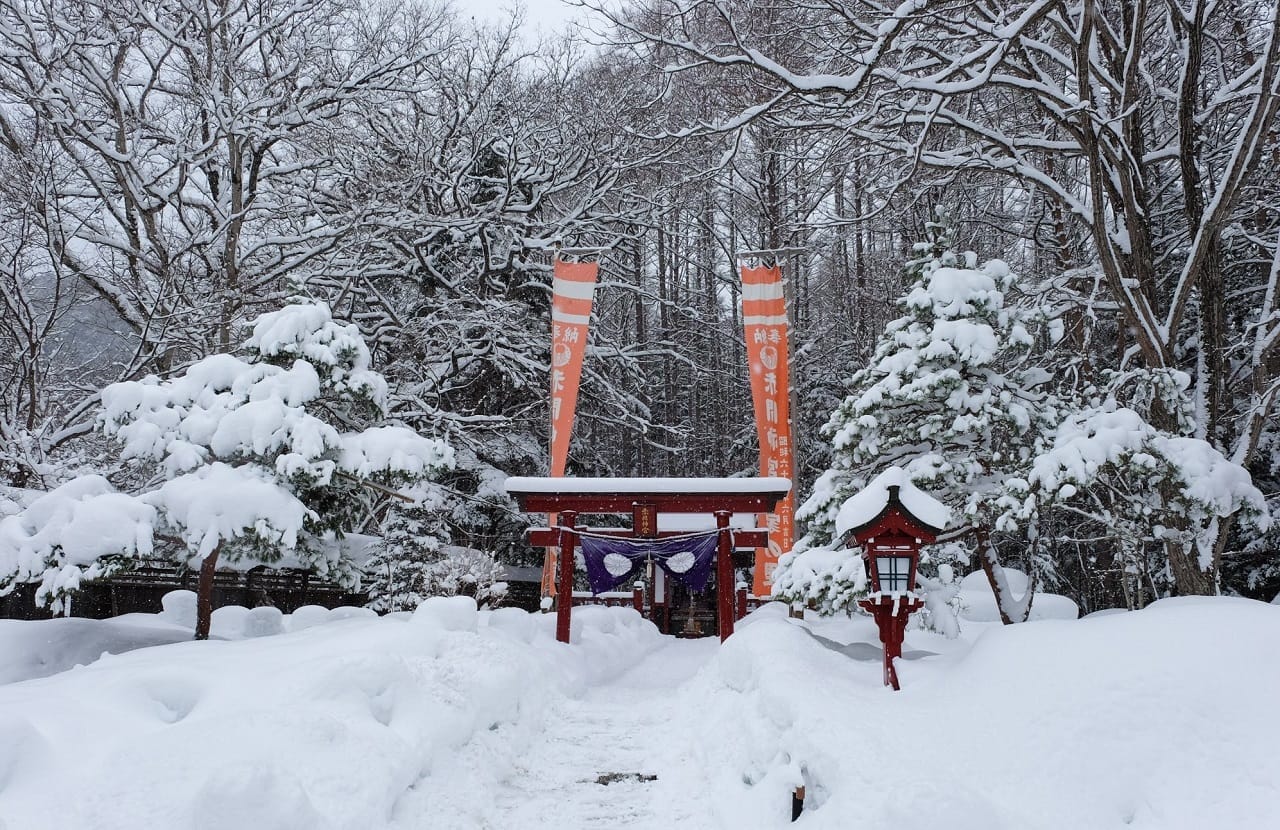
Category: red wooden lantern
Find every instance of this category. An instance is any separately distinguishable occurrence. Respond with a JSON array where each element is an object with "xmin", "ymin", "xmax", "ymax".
[
  {"xmin": 838, "ymin": 474, "xmax": 949, "ymax": 690},
  {"xmin": 864, "ymin": 529, "xmax": 921, "ymax": 594}
]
